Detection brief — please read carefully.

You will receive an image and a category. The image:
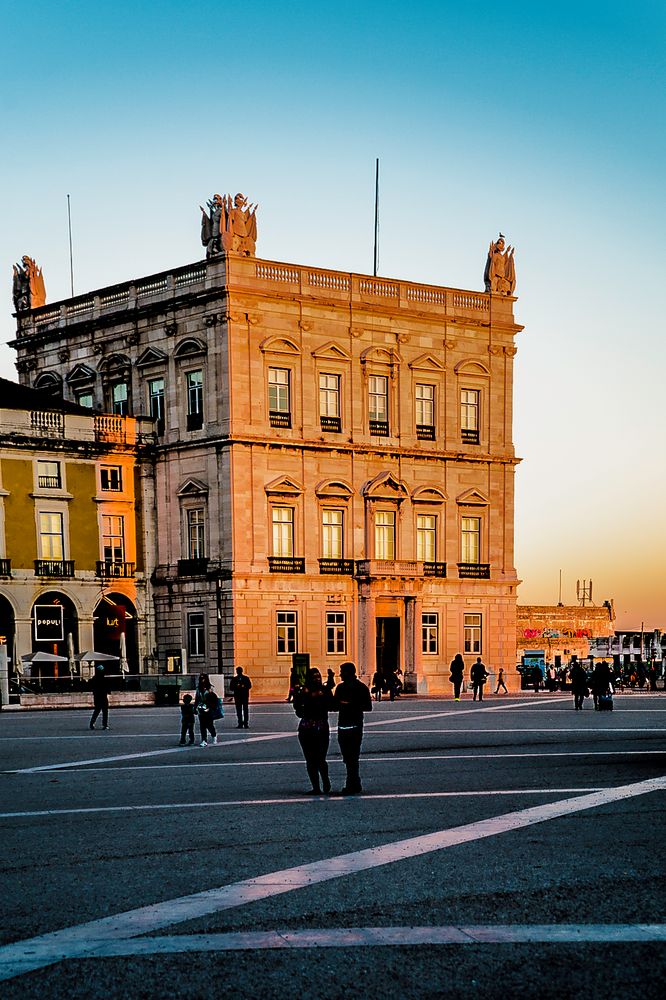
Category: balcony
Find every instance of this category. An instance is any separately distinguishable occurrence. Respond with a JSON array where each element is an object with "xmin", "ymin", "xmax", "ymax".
[
  {"xmin": 461, "ymin": 428, "xmax": 480, "ymax": 444},
  {"xmin": 268, "ymin": 557, "xmax": 305, "ymax": 573},
  {"xmin": 320, "ymin": 416, "xmax": 341, "ymax": 433},
  {"xmin": 318, "ymin": 558, "xmax": 354, "ymax": 575},
  {"xmin": 35, "ymin": 559, "xmax": 75, "ymax": 578},
  {"xmin": 369, "ymin": 419, "xmax": 389, "ymax": 437},
  {"xmin": 457, "ymin": 562, "xmax": 490, "ymax": 579},
  {"xmin": 269, "ymin": 411, "xmax": 291, "ymax": 429},
  {"xmin": 355, "ymin": 560, "xmax": 421, "ymax": 579},
  {"xmin": 96, "ymin": 561, "xmax": 136, "ymax": 578},
  {"xmin": 0, "ymin": 558, "xmax": 11, "ymax": 577},
  {"xmin": 177, "ymin": 557, "xmax": 210, "ymax": 577},
  {"xmin": 416, "ymin": 424, "xmax": 435, "ymax": 441},
  {"xmin": 38, "ymin": 475, "xmax": 62, "ymax": 489},
  {"xmin": 424, "ymin": 562, "xmax": 447, "ymax": 577}
]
